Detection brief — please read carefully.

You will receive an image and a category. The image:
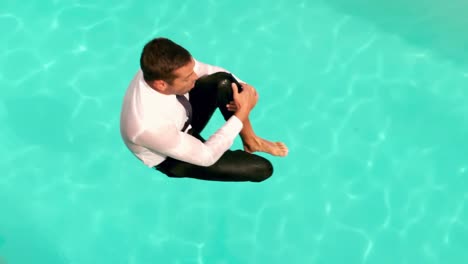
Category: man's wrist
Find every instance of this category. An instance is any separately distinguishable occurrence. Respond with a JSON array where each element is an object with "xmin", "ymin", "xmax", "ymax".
[{"xmin": 234, "ymin": 108, "xmax": 249, "ymax": 122}]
